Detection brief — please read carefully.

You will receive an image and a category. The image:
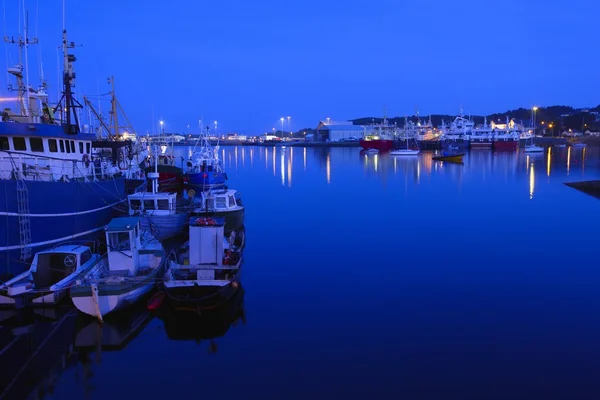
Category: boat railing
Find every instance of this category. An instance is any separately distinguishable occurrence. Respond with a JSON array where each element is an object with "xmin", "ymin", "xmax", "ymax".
[{"xmin": 0, "ymin": 150, "xmax": 120, "ymax": 182}]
